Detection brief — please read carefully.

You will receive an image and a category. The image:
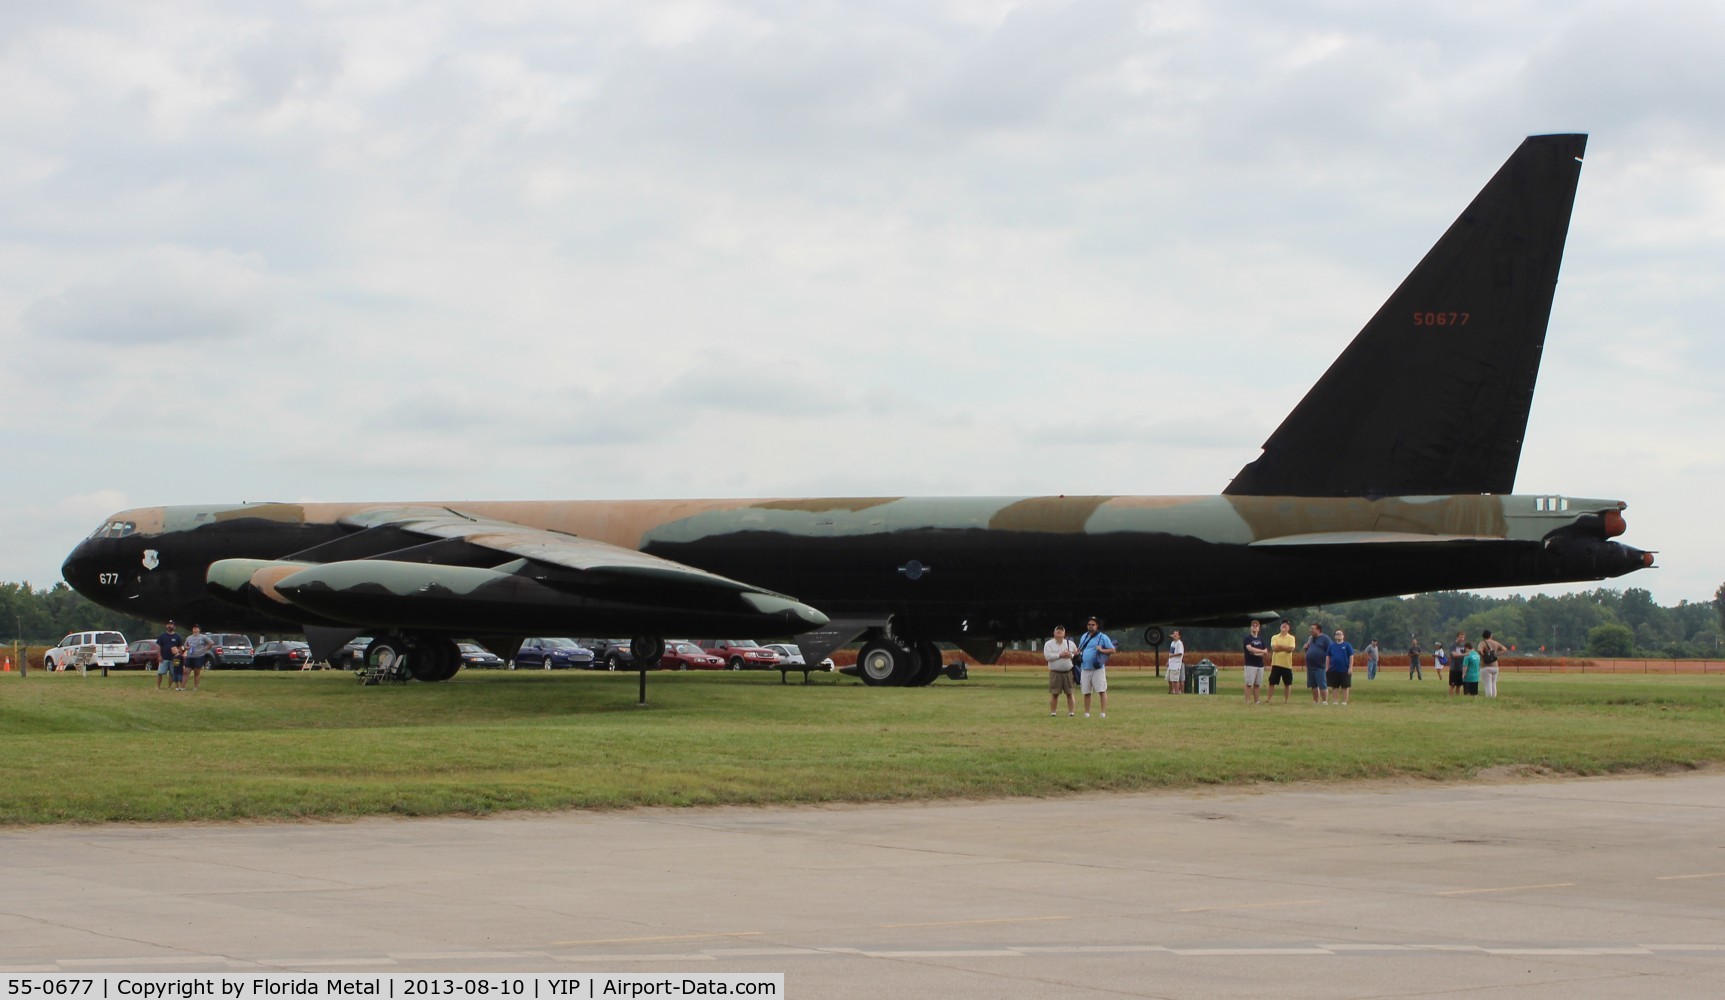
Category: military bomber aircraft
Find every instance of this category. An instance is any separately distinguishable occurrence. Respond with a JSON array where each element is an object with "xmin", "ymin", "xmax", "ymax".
[{"xmin": 62, "ymin": 134, "xmax": 1653, "ymax": 686}]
